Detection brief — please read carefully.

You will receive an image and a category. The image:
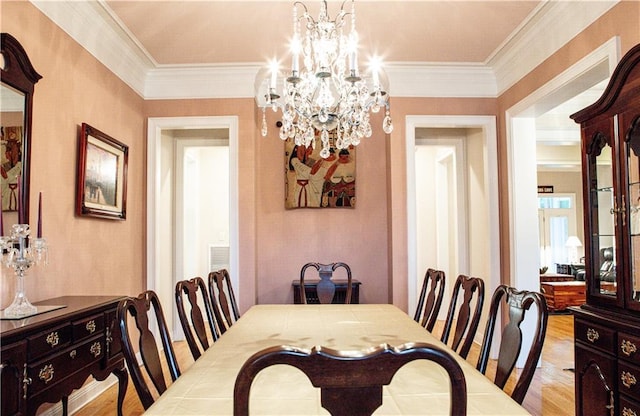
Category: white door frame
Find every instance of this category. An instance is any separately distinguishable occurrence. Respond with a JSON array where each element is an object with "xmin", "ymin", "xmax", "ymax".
[
  {"xmin": 506, "ymin": 37, "xmax": 619, "ymax": 290},
  {"xmin": 506, "ymin": 37, "xmax": 618, "ymax": 366},
  {"xmin": 147, "ymin": 116, "xmax": 239, "ymax": 338},
  {"xmin": 406, "ymin": 115, "xmax": 499, "ymax": 315}
]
